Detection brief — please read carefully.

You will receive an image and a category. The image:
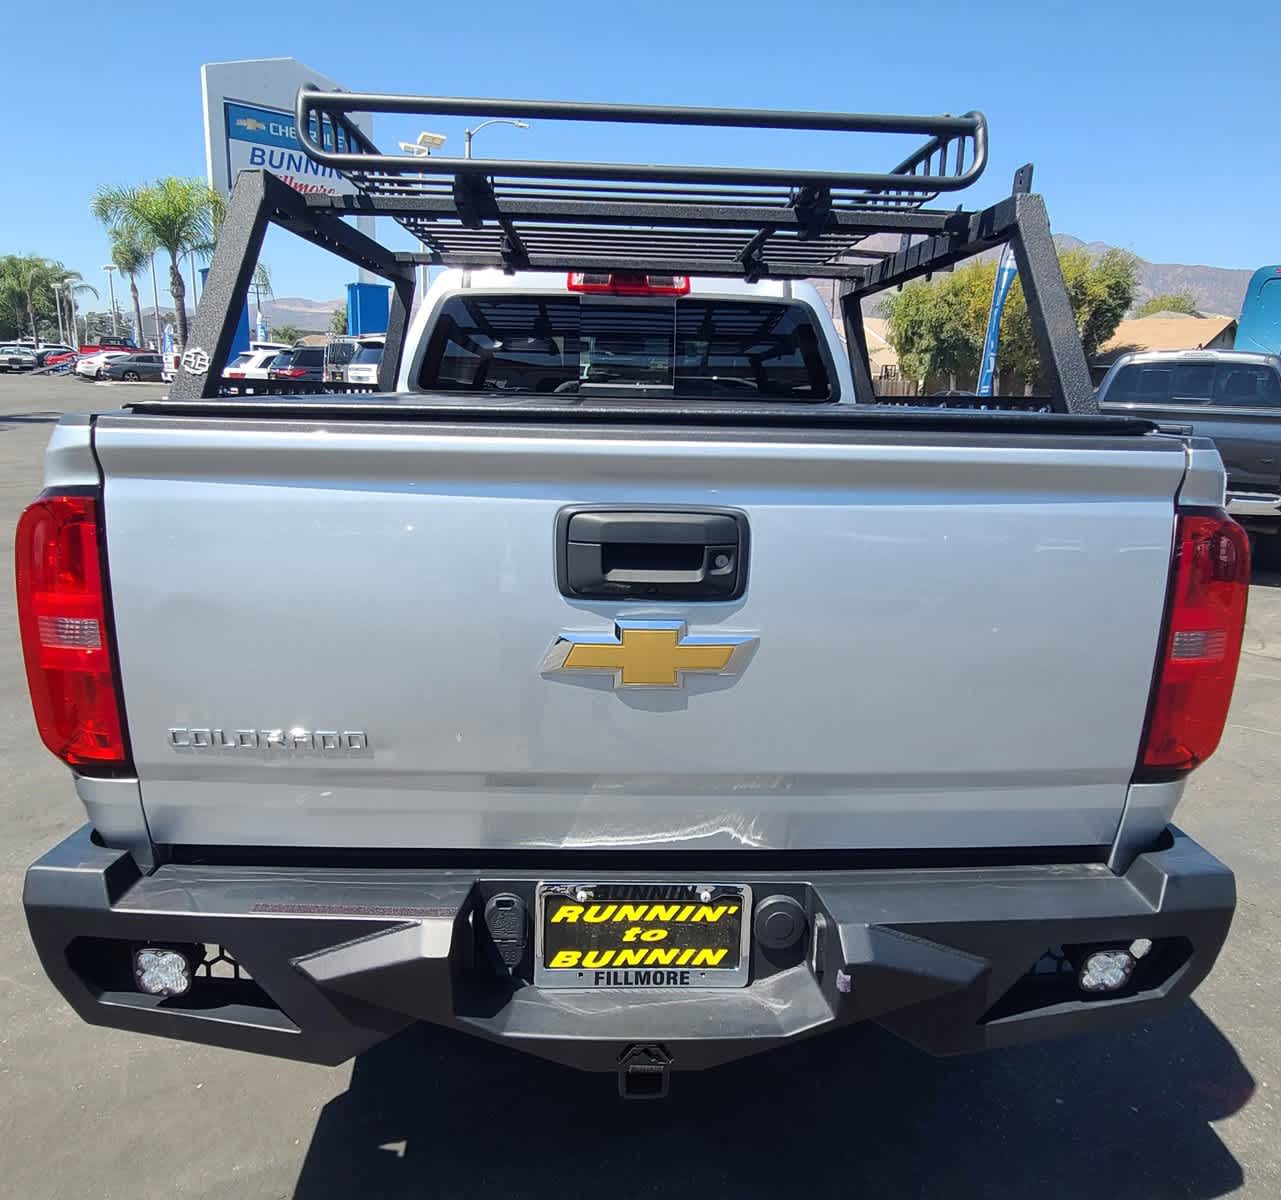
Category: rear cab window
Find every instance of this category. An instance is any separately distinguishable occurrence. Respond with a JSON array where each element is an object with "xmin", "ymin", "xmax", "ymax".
[
  {"xmin": 1211, "ymin": 363, "xmax": 1281, "ymax": 408},
  {"xmin": 418, "ymin": 294, "xmax": 835, "ymax": 400},
  {"xmin": 1103, "ymin": 360, "xmax": 1281, "ymax": 409}
]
